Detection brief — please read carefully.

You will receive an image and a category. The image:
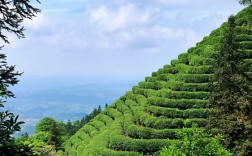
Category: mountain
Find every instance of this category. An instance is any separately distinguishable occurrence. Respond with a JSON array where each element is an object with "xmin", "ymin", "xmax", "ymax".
[
  {"xmin": 61, "ymin": 6, "xmax": 252, "ymax": 155},
  {"xmin": 6, "ymin": 82, "xmax": 135, "ymax": 136}
]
